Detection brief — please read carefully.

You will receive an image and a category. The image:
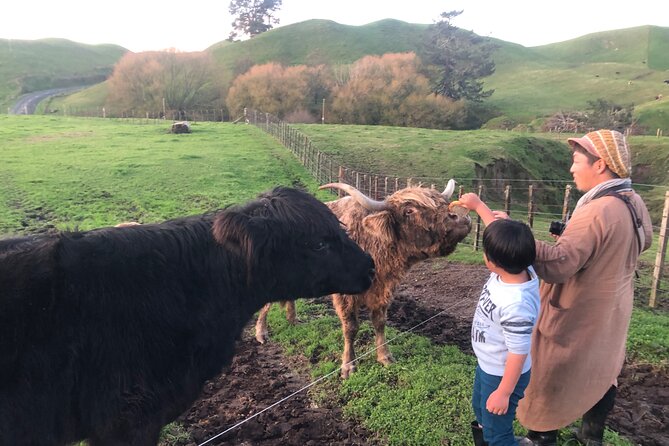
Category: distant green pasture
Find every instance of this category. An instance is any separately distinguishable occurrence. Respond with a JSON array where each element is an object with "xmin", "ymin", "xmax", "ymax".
[
  {"xmin": 293, "ymin": 124, "xmax": 573, "ymax": 182},
  {"xmin": 0, "ymin": 115, "xmax": 324, "ymax": 234}
]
